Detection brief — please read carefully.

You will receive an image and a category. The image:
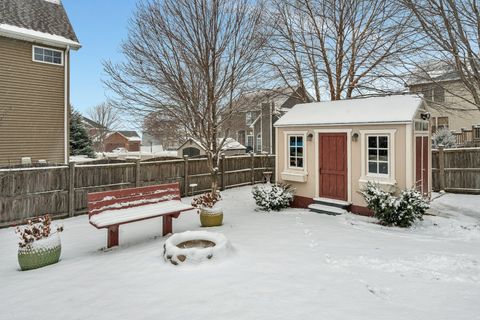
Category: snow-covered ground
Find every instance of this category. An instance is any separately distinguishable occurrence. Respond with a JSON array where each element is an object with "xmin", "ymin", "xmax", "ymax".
[{"xmin": 1, "ymin": 187, "xmax": 479, "ymax": 320}]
